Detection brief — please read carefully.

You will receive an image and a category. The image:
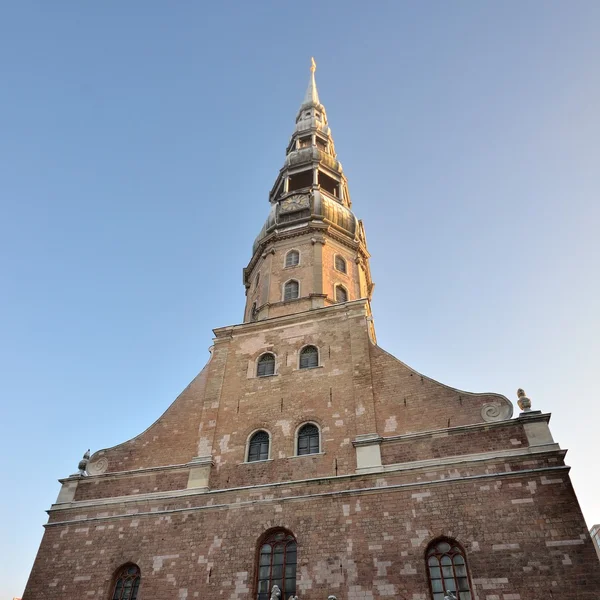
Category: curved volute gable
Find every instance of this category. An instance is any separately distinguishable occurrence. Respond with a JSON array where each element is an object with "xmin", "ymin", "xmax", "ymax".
[
  {"xmin": 370, "ymin": 343, "xmax": 514, "ymax": 434},
  {"xmin": 85, "ymin": 360, "xmax": 211, "ymax": 476}
]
